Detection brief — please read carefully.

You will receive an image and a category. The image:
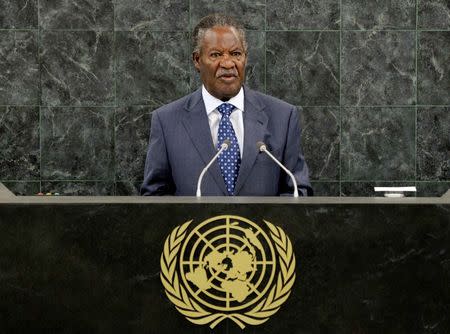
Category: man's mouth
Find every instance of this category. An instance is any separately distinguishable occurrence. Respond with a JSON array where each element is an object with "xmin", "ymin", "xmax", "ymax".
[{"xmin": 218, "ymin": 73, "xmax": 238, "ymax": 82}]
